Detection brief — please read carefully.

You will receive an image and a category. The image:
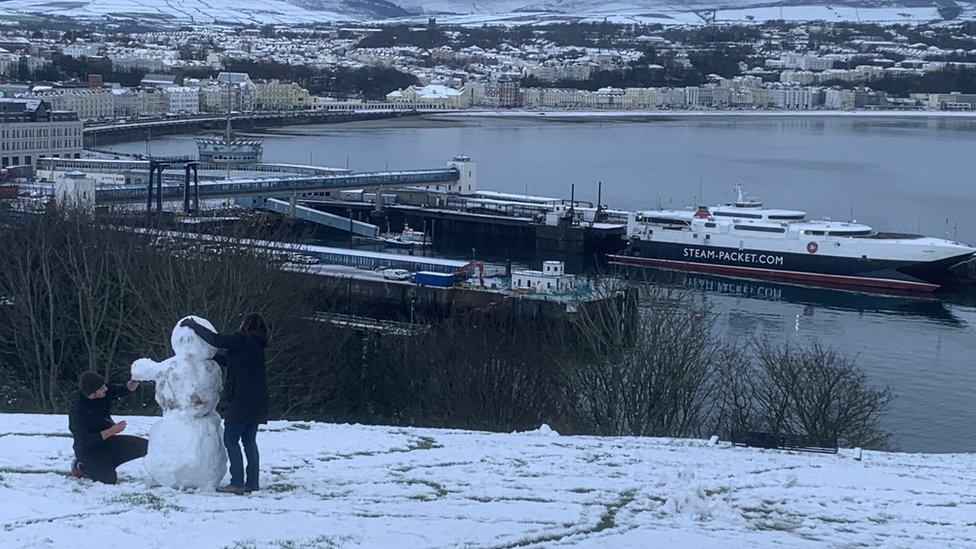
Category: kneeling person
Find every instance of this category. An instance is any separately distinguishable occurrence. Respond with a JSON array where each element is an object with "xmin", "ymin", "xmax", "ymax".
[{"xmin": 68, "ymin": 371, "xmax": 148, "ymax": 484}]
